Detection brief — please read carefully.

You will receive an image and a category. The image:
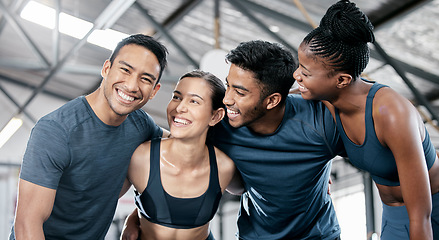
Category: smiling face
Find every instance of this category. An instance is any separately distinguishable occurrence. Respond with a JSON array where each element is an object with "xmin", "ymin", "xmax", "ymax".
[
  {"xmin": 101, "ymin": 44, "xmax": 161, "ymax": 118},
  {"xmin": 294, "ymin": 43, "xmax": 343, "ymax": 101},
  {"xmin": 223, "ymin": 64, "xmax": 267, "ymax": 129},
  {"xmin": 167, "ymin": 76, "xmax": 223, "ymax": 139}
]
